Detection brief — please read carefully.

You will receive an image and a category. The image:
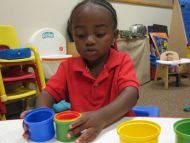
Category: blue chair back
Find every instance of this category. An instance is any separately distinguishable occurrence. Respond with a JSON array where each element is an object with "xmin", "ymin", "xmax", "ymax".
[{"xmin": 132, "ymin": 106, "xmax": 160, "ymax": 117}]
